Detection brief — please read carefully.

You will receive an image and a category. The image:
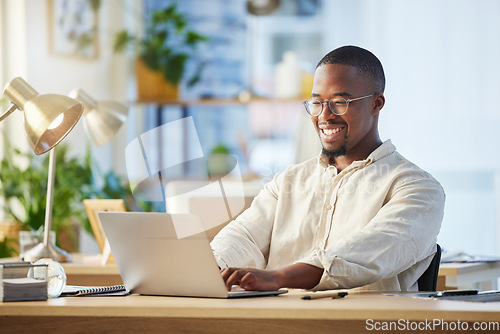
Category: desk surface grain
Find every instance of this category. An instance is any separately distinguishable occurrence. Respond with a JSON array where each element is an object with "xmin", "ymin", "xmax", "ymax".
[
  {"xmin": 1, "ymin": 290, "xmax": 499, "ymax": 320},
  {"xmin": 1, "ymin": 290, "xmax": 499, "ymax": 334}
]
